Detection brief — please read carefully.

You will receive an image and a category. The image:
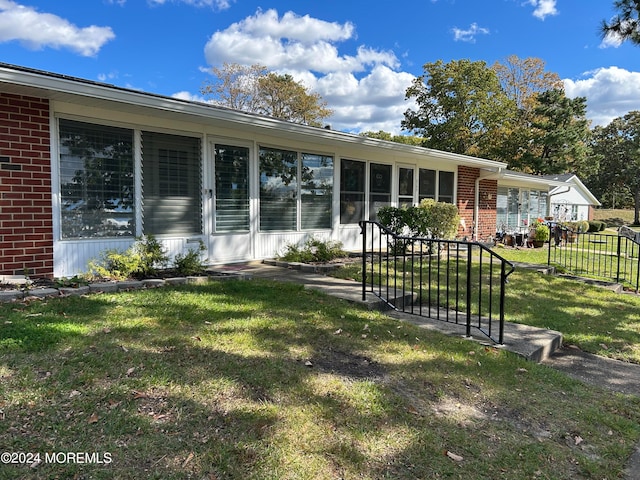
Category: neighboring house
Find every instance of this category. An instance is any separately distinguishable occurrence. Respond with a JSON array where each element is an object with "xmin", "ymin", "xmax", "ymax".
[
  {"xmin": 0, "ymin": 62, "xmax": 563, "ymax": 279},
  {"xmin": 494, "ymin": 171, "xmax": 600, "ymax": 235},
  {"xmin": 542, "ymin": 173, "xmax": 601, "ymax": 223},
  {"xmin": 495, "ymin": 171, "xmax": 564, "ymax": 235}
]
